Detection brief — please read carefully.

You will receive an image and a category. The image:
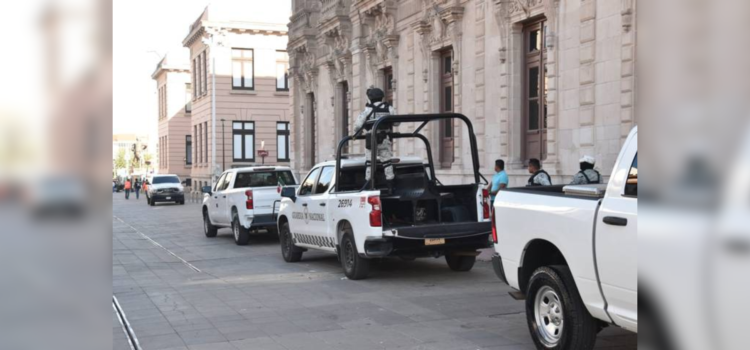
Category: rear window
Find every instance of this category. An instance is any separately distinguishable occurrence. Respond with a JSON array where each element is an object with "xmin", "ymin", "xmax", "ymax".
[
  {"xmin": 233, "ymin": 171, "xmax": 296, "ymax": 188},
  {"xmin": 152, "ymin": 176, "xmax": 180, "ymax": 184},
  {"xmin": 338, "ymin": 164, "xmax": 426, "ymax": 192}
]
